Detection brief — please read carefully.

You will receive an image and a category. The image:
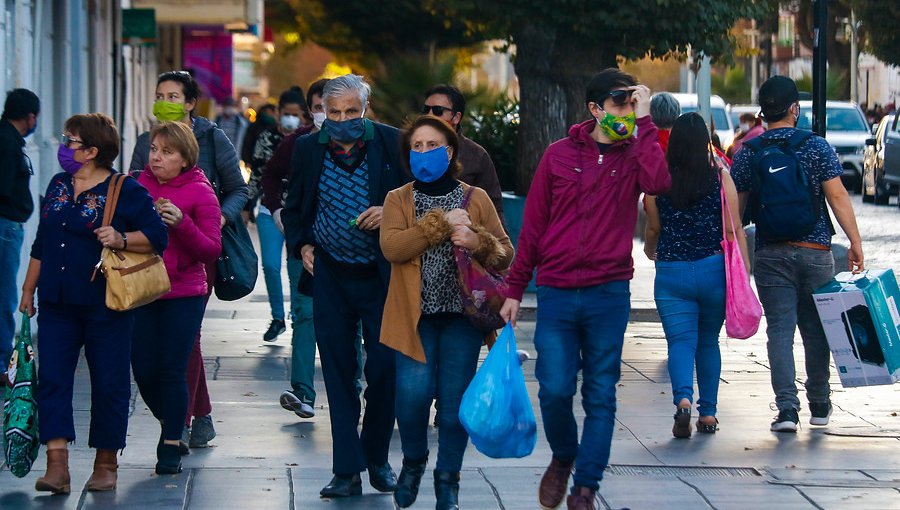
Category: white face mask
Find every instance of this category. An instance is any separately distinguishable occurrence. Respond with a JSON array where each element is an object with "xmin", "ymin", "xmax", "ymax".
[
  {"xmin": 313, "ymin": 111, "xmax": 327, "ymax": 130},
  {"xmin": 280, "ymin": 114, "xmax": 301, "ymax": 131},
  {"xmin": 740, "ymin": 123, "xmax": 750, "ymax": 133}
]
